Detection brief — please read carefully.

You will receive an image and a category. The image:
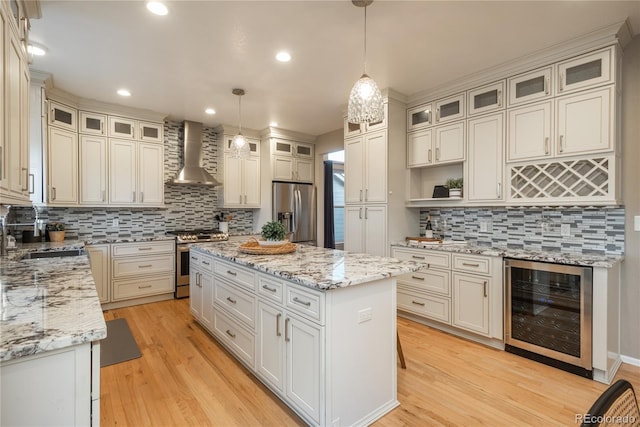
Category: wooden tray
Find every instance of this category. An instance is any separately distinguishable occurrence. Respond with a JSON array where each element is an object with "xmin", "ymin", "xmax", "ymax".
[
  {"xmin": 406, "ymin": 236, "xmax": 443, "ymax": 243},
  {"xmin": 239, "ymin": 238, "xmax": 297, "ymax": 255}
]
